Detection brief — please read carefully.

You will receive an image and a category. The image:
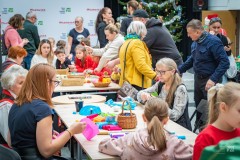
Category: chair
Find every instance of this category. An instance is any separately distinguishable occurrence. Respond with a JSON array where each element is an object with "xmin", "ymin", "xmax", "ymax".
[
  {"xmin": 190, "ymin": 99, "xmax": 209, "ymax": 133},
  {"xmin": 0, "ymin": 144, "xmax": 21, "ymax": 160}
]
